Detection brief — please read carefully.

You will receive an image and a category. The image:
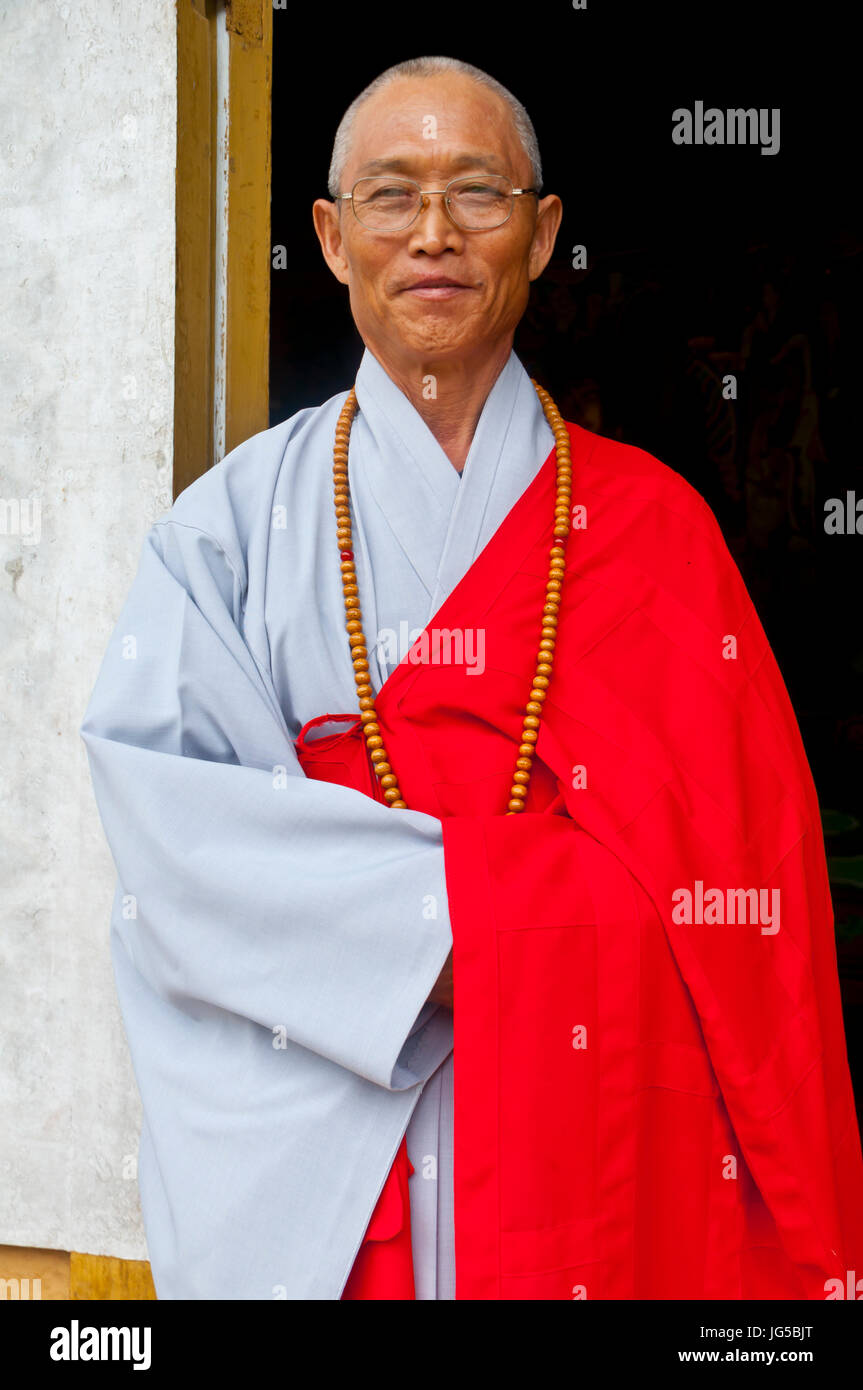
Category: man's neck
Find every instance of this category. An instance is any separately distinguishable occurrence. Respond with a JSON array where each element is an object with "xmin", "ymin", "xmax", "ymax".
[{"xmin": 370, "ymin": 342, "xmax": 512, "ymax": 472}]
